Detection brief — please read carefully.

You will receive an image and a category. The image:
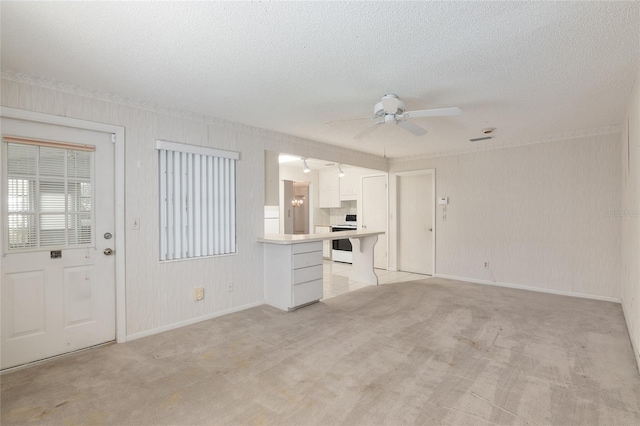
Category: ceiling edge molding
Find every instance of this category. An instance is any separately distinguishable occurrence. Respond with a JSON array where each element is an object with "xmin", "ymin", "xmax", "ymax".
[
  {"xmin": 0, "ymin": 67, "xmax": 387, "ymax": 167},
  {"xmin": 389, "ymin": 126, "xmax": 622, "ymax": 164}
]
